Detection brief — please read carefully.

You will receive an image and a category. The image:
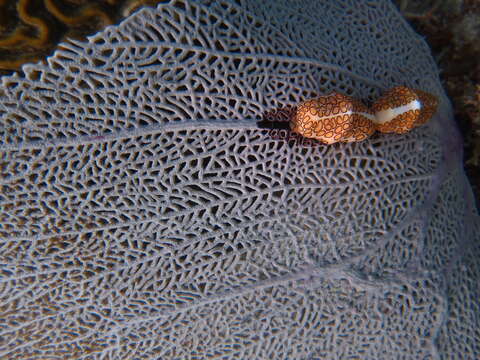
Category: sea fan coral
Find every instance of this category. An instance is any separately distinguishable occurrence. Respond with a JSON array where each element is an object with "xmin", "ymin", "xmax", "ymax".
[{"xmin": 0, "ymin": 0, "xmax": 479, "ymax": 359}]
